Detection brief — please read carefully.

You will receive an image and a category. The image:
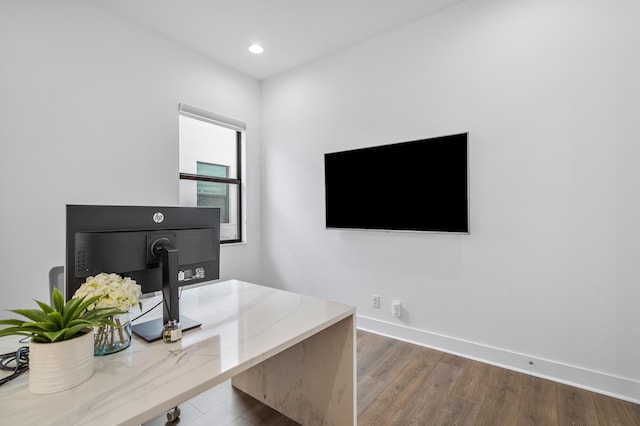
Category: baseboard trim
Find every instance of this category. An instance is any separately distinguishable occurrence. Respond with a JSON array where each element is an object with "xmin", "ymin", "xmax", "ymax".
[{"xmin": 357, "ymin": 315, "xmax": 640, "ymax": 405}]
